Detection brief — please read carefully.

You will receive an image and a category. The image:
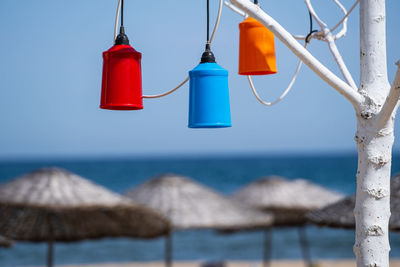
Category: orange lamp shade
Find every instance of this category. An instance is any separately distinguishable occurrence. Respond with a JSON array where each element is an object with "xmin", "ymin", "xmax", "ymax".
[{"xmin": 239, "ymin": 17, "xmax": 277, "ymax": 76}]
